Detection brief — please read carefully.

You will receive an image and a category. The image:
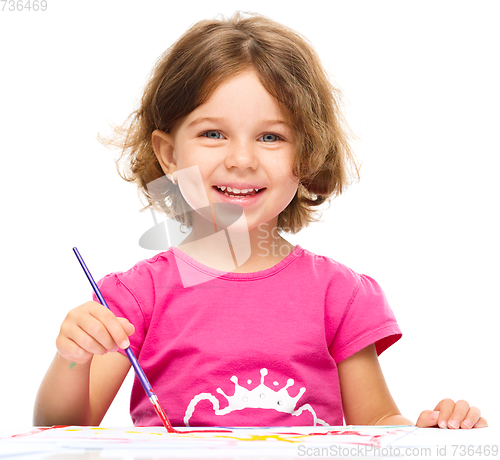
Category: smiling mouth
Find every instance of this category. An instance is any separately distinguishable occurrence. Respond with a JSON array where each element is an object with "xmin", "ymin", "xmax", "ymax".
[{"xmin": 213, "ymin": 186, "xmax": 266, "ymax": 197}]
